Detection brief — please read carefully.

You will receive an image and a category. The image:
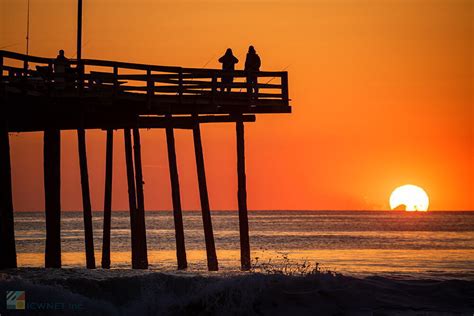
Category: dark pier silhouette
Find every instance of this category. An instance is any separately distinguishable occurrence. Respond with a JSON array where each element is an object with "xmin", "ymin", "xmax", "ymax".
[{"xmin": 0, "ymin": 50, "xmax": 291, "ymax": 271}]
